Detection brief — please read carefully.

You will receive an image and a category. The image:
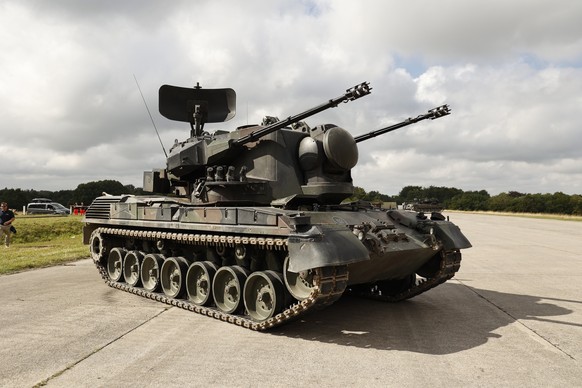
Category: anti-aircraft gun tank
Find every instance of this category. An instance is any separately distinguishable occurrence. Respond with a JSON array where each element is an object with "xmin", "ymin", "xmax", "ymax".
[{"xmin": 83, "ymin": 82, "xmax": 471, "ymax": 330}]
